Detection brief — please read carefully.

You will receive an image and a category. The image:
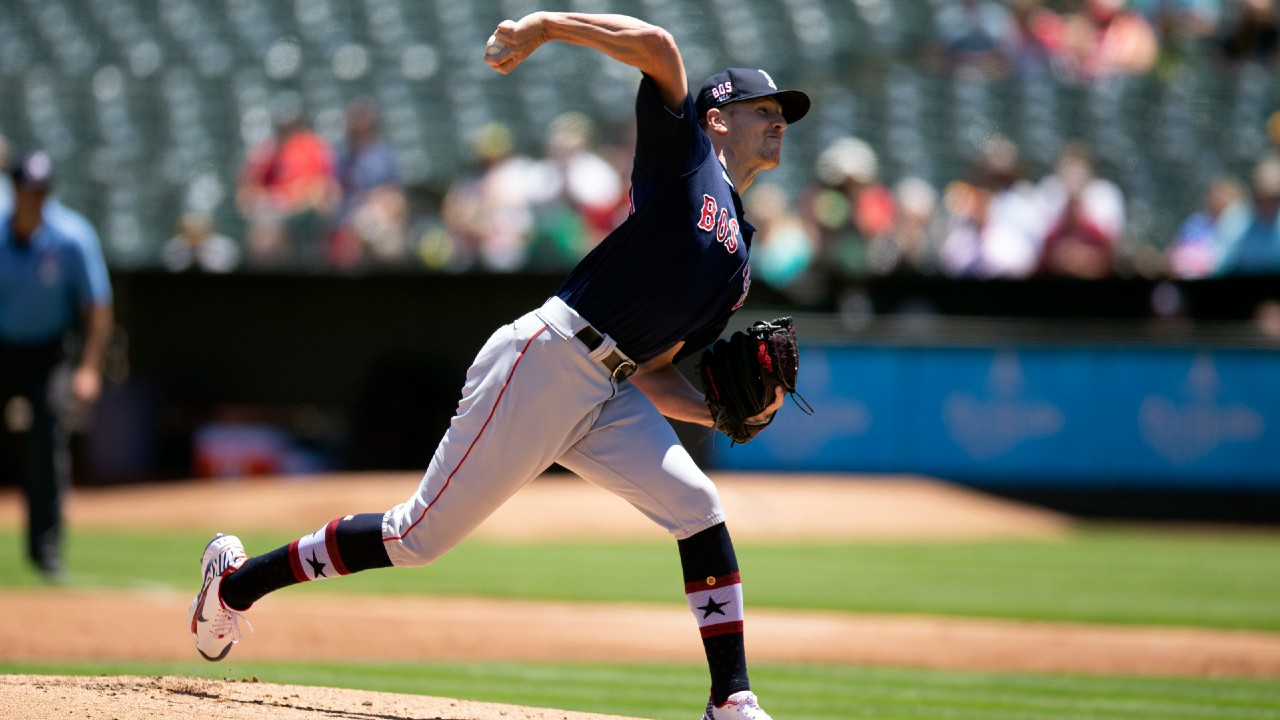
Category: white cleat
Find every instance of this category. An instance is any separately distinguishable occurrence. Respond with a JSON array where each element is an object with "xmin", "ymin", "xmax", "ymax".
[
  {"xmin": 187, "ymin": 533, "xmax": 249, "ymax": 661},
  {"xmin": 702, "ymin": 691, "xmax": 773, "ymax": 720}
]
